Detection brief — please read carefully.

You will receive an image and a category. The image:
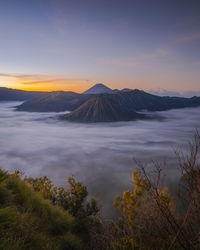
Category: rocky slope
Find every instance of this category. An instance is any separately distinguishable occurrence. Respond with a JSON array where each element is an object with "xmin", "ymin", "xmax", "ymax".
[
  {"xmin": 16, "ymin": 88, "xmax": 200, "ymax": 113},
  {"xmin": 61, "ymin": 96, "xmax": 144, "ymax": 123}
]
